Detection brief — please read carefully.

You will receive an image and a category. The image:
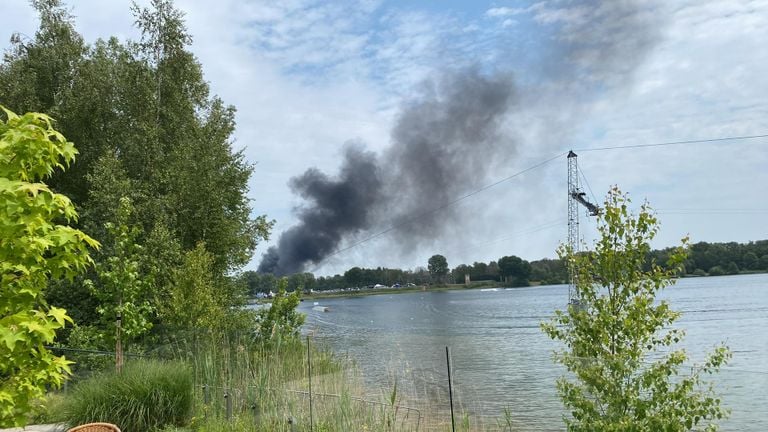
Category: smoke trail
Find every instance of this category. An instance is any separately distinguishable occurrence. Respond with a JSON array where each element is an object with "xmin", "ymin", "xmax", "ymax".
[
  {"xmin": 380, "ymin": 69, "xmax": 516, "ymax": 242},
  {"xmin": 259, "ymin": 0, "xmax": 665, "ymax": 275},
  {"xmin": 258, "ymin": 144, "xmax": 382, "ymax": 275}
]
